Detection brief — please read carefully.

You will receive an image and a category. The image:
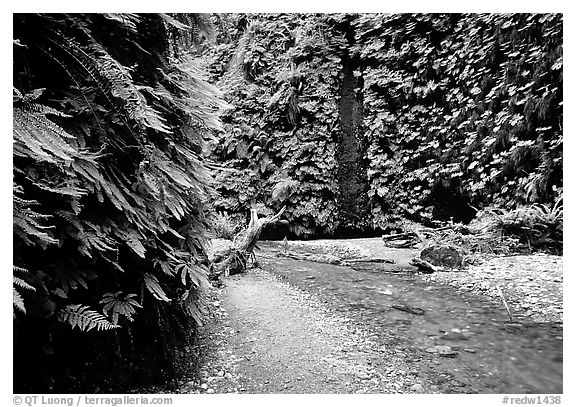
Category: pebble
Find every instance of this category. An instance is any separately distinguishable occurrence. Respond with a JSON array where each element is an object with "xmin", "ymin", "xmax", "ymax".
[
  {"xmin": 207, "ymin": 388, "xmax": 214, "ymax": 394},
  {"xmin": 224, "ymin": 373, "xmax": 233, "ymax": 379},
  {"xmin": 410, "ymin": 384, "xmax": 425, "ymax": 393},
  {"xmin": 200, "ymin": 383, "xmax": 208, "ymax": 390},
  {"xmin": 354, "ymin": 371, "xmax": 371, "ymax": 380}
]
